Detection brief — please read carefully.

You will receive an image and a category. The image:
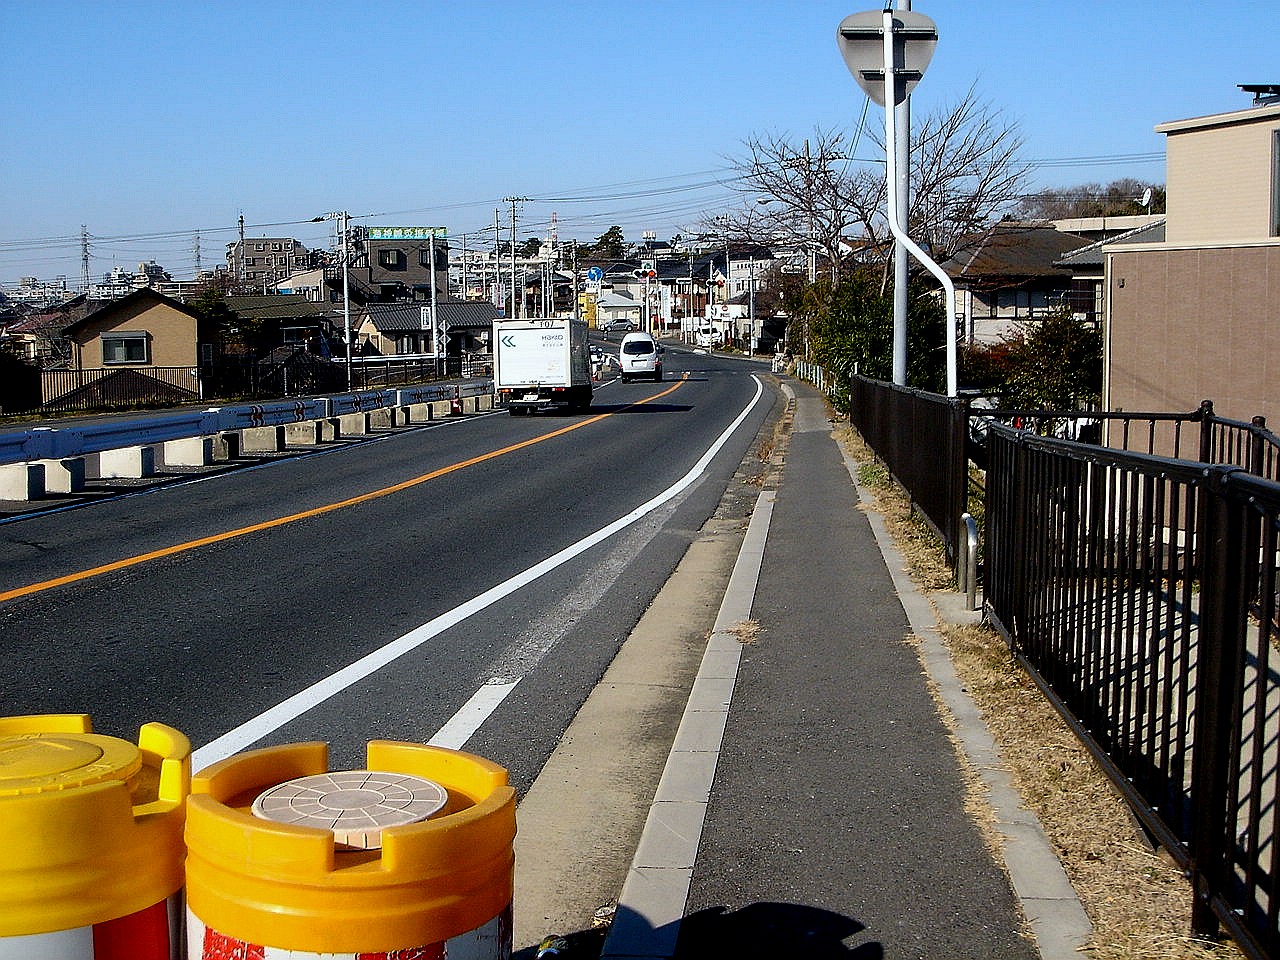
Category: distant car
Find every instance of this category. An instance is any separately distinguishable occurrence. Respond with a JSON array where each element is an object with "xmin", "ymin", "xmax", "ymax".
[
  {"xmin": 600, "ymin": 319, "xmax": 635, "ymax": 333},
  {"xmin": 618, "ymin": 331, "xmax": 663, "ymax": 382}
]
